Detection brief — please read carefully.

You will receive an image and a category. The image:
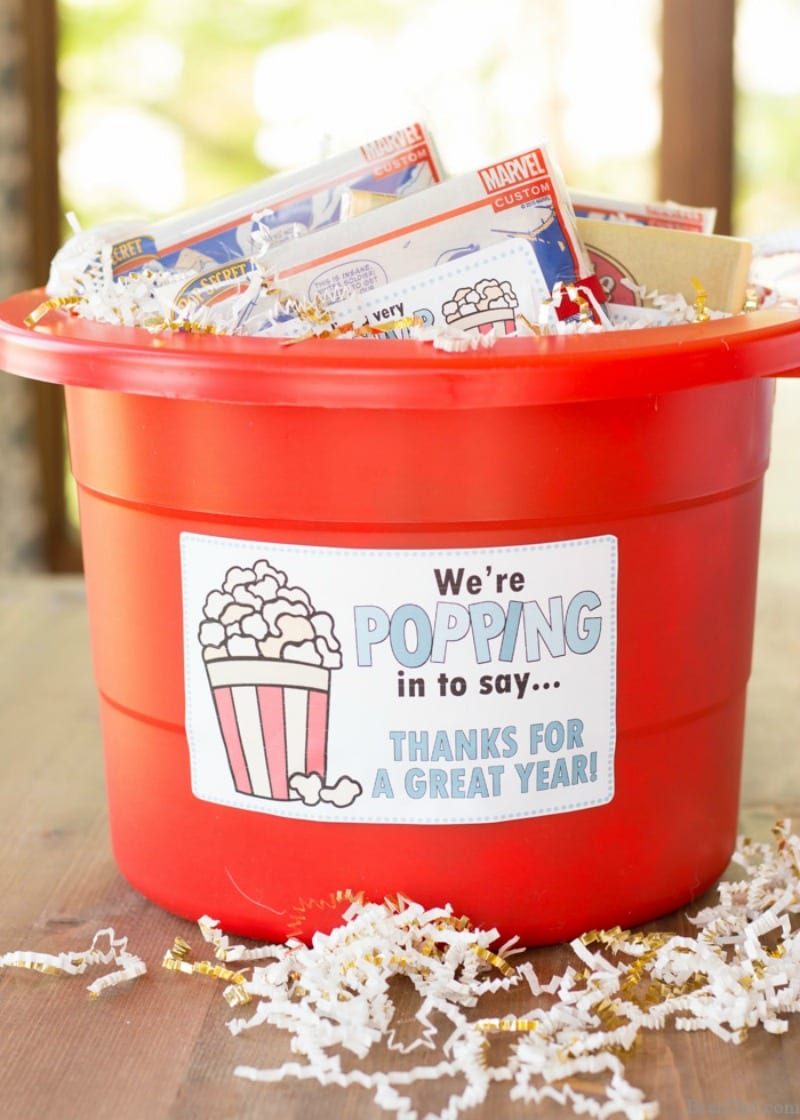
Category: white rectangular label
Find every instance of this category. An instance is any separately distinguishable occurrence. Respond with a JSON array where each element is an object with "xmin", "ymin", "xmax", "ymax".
[{"xmin": 182, "ymin": 534, "xmax": 617, "ymax": 824}]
